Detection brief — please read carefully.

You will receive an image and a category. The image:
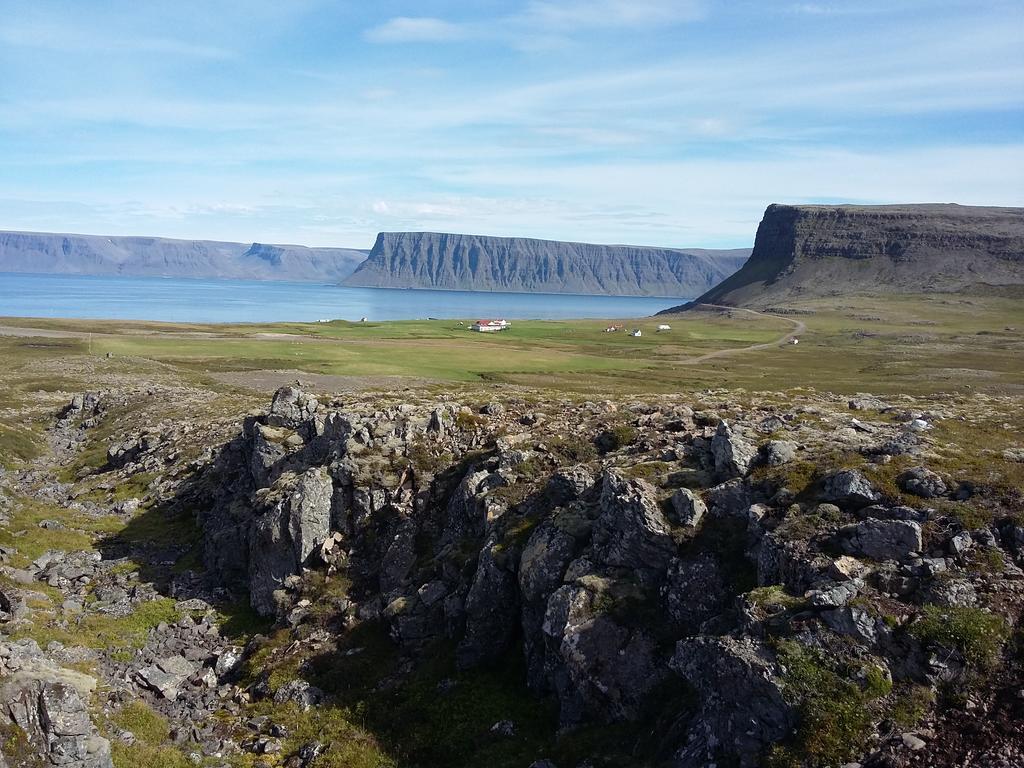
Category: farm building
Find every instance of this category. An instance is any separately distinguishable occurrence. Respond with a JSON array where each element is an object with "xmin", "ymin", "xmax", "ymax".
[
  {"xmin": 471, "ymin": 319, "xmax": 511, "ymax": 333},
  {"xmin": 657, "ymin": 324, "xmax": 671, "ymax": 331}
]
